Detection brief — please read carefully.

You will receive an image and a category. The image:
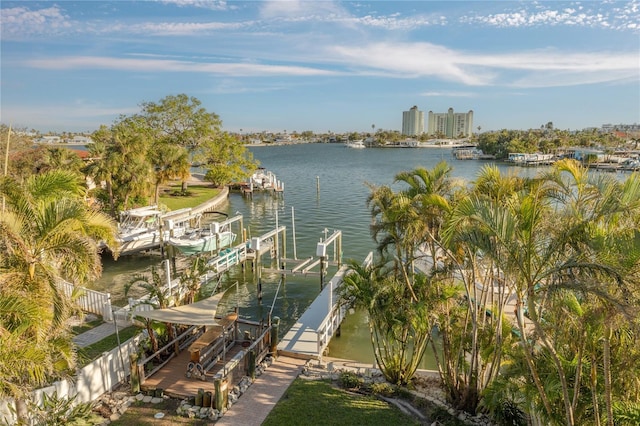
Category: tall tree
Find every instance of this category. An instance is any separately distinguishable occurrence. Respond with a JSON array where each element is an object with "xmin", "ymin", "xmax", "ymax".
[
  {"xmin": 89, "ymin": 118, "xmax": 153, "ymax": 215},
  {"xmin": 149, "ymin": 142, "xmax": 190, "ymax": 204},
  {"xmin": 138, "ymin": 94, "xmax": 222, "ymax": 191},
  {"xmin": 201, "ymin": 132, "xmax": 257, "ymax": 187},
  {"xmin": 0, "ymin": 170, "xmax": 117, "ymax": 421},
  {"xmin": 445, "ymin": 159, "xmax": 640, "ymax": 424}
]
